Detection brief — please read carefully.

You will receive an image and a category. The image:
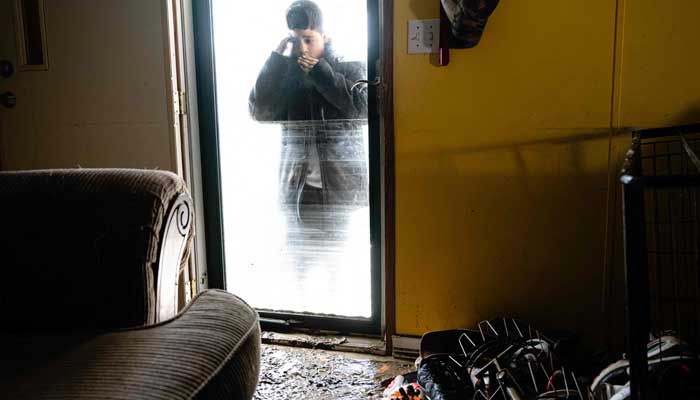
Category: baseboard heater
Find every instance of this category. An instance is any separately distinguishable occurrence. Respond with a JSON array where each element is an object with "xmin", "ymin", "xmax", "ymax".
[{"xmin": 391, "ymin": 335, "xmax": 421, "ymax": 360}]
